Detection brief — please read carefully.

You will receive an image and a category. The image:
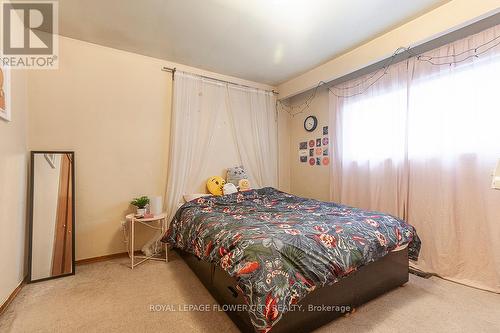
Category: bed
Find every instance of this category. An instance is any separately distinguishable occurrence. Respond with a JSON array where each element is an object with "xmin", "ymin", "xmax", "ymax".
[{"xmin": 162, "ymin": 187, "xmax": 420, "ymax": 332}]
